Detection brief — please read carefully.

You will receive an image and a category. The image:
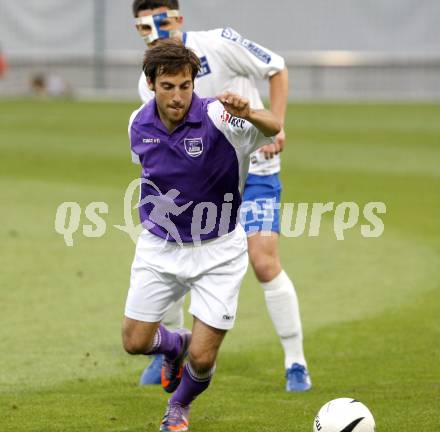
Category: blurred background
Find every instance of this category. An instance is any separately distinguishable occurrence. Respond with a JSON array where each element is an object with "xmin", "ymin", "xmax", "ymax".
[
  {"xmin": 1, "ymin": 3, "xmax": 440, "ymax": 431},
  {"xmin": 1, "ymin": 0, "xmax": 440, "ymax": 100}
]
